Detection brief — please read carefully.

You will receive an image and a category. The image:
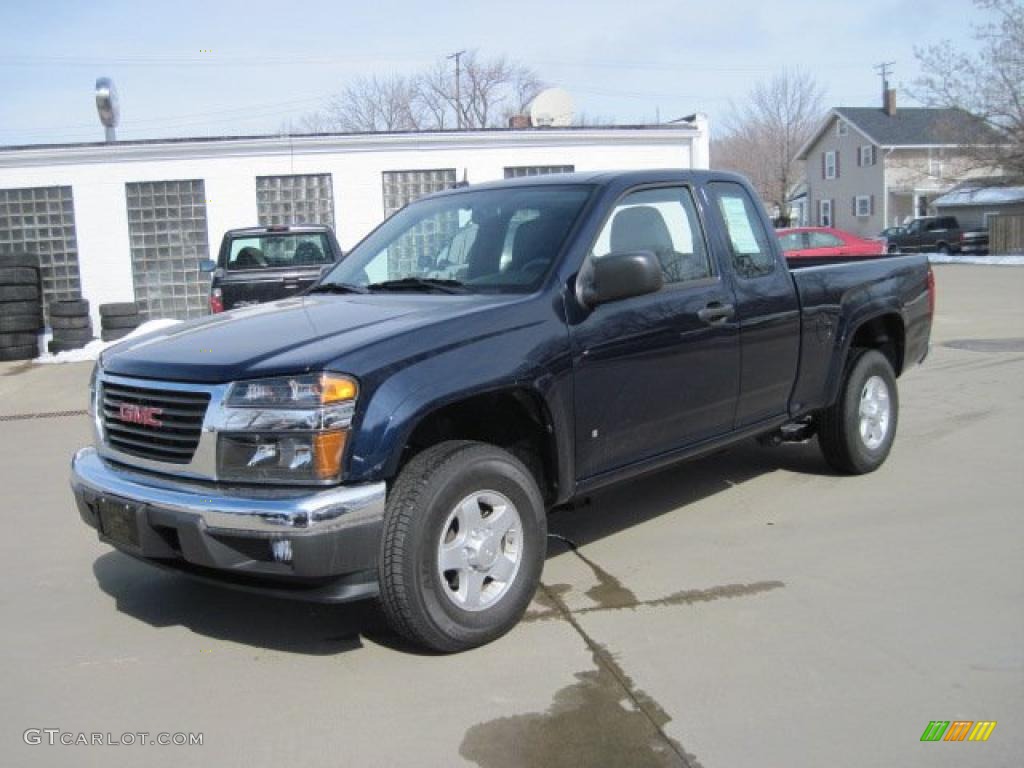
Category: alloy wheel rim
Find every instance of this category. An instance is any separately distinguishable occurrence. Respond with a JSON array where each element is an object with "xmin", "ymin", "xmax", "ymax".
[
  {"xmin": 436, "ymin": 490, "xmax": 523, "ymax": 612},
  {"xmin": 858, "ymin": 375, "xmax": 891, "ymax": 450}
]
